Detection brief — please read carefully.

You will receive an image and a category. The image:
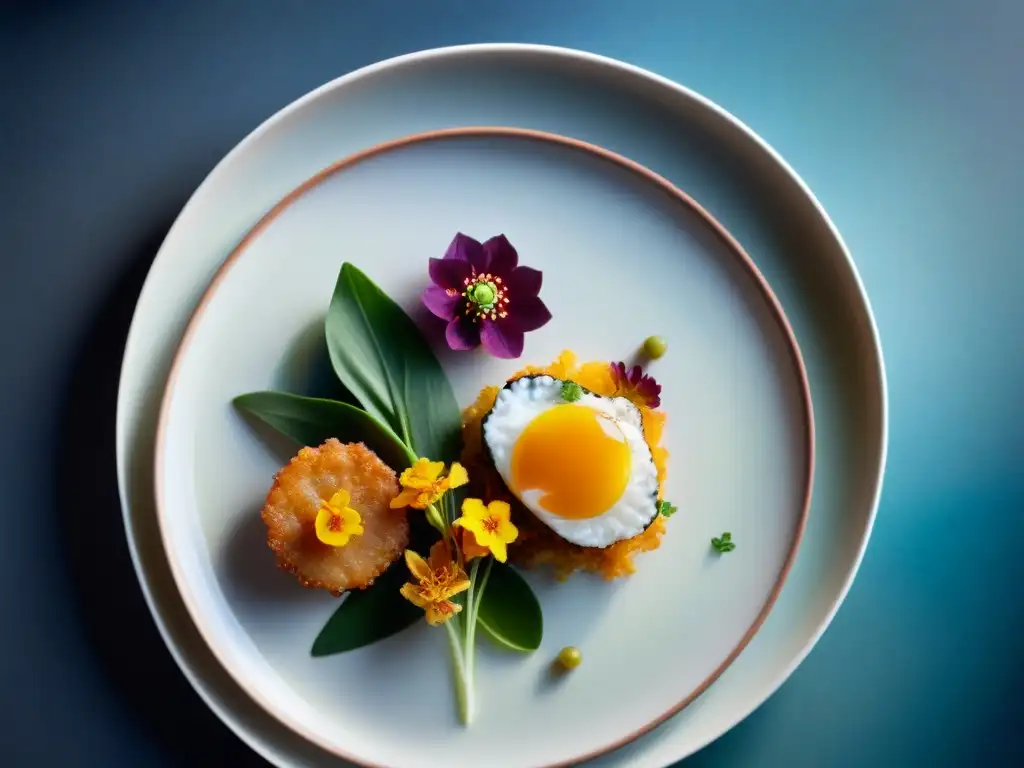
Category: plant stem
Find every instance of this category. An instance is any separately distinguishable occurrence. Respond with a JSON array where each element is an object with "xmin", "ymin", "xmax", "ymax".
[
  {"xmin": 424, "ymin": 503, "xmax": 446, "ymax": 534},
  {"xmin": 442, "ymin": 558, "xmax": 492, "ymax": 726},
  {"xmin": 464, "ymin": 558, "xmax": 492, "ymax": 690},
  {"xmin": 443, "ymin": 617, "xmax": 472, "ymax": 724},
  {"xmin": 464, "ymin": 560, "xmax": 480, "ymax": 695}
]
